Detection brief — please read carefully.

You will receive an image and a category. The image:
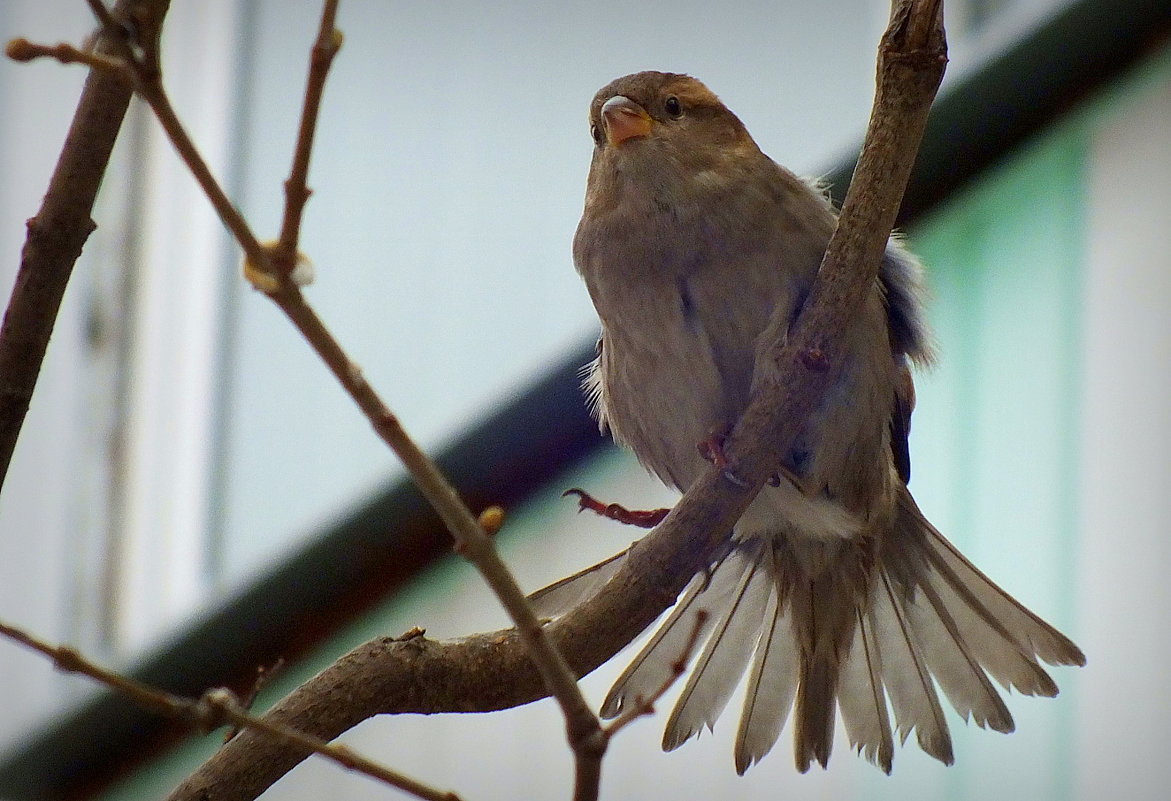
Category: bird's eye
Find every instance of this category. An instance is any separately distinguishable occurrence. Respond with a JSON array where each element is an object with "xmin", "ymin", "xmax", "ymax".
[
  {"xmin": 590, "ymin": 123, "xmax": 603, "ymax": 144},
  {"xmin": 665, "ymin": 96, "xmax": 682, "ymax": 118}
]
